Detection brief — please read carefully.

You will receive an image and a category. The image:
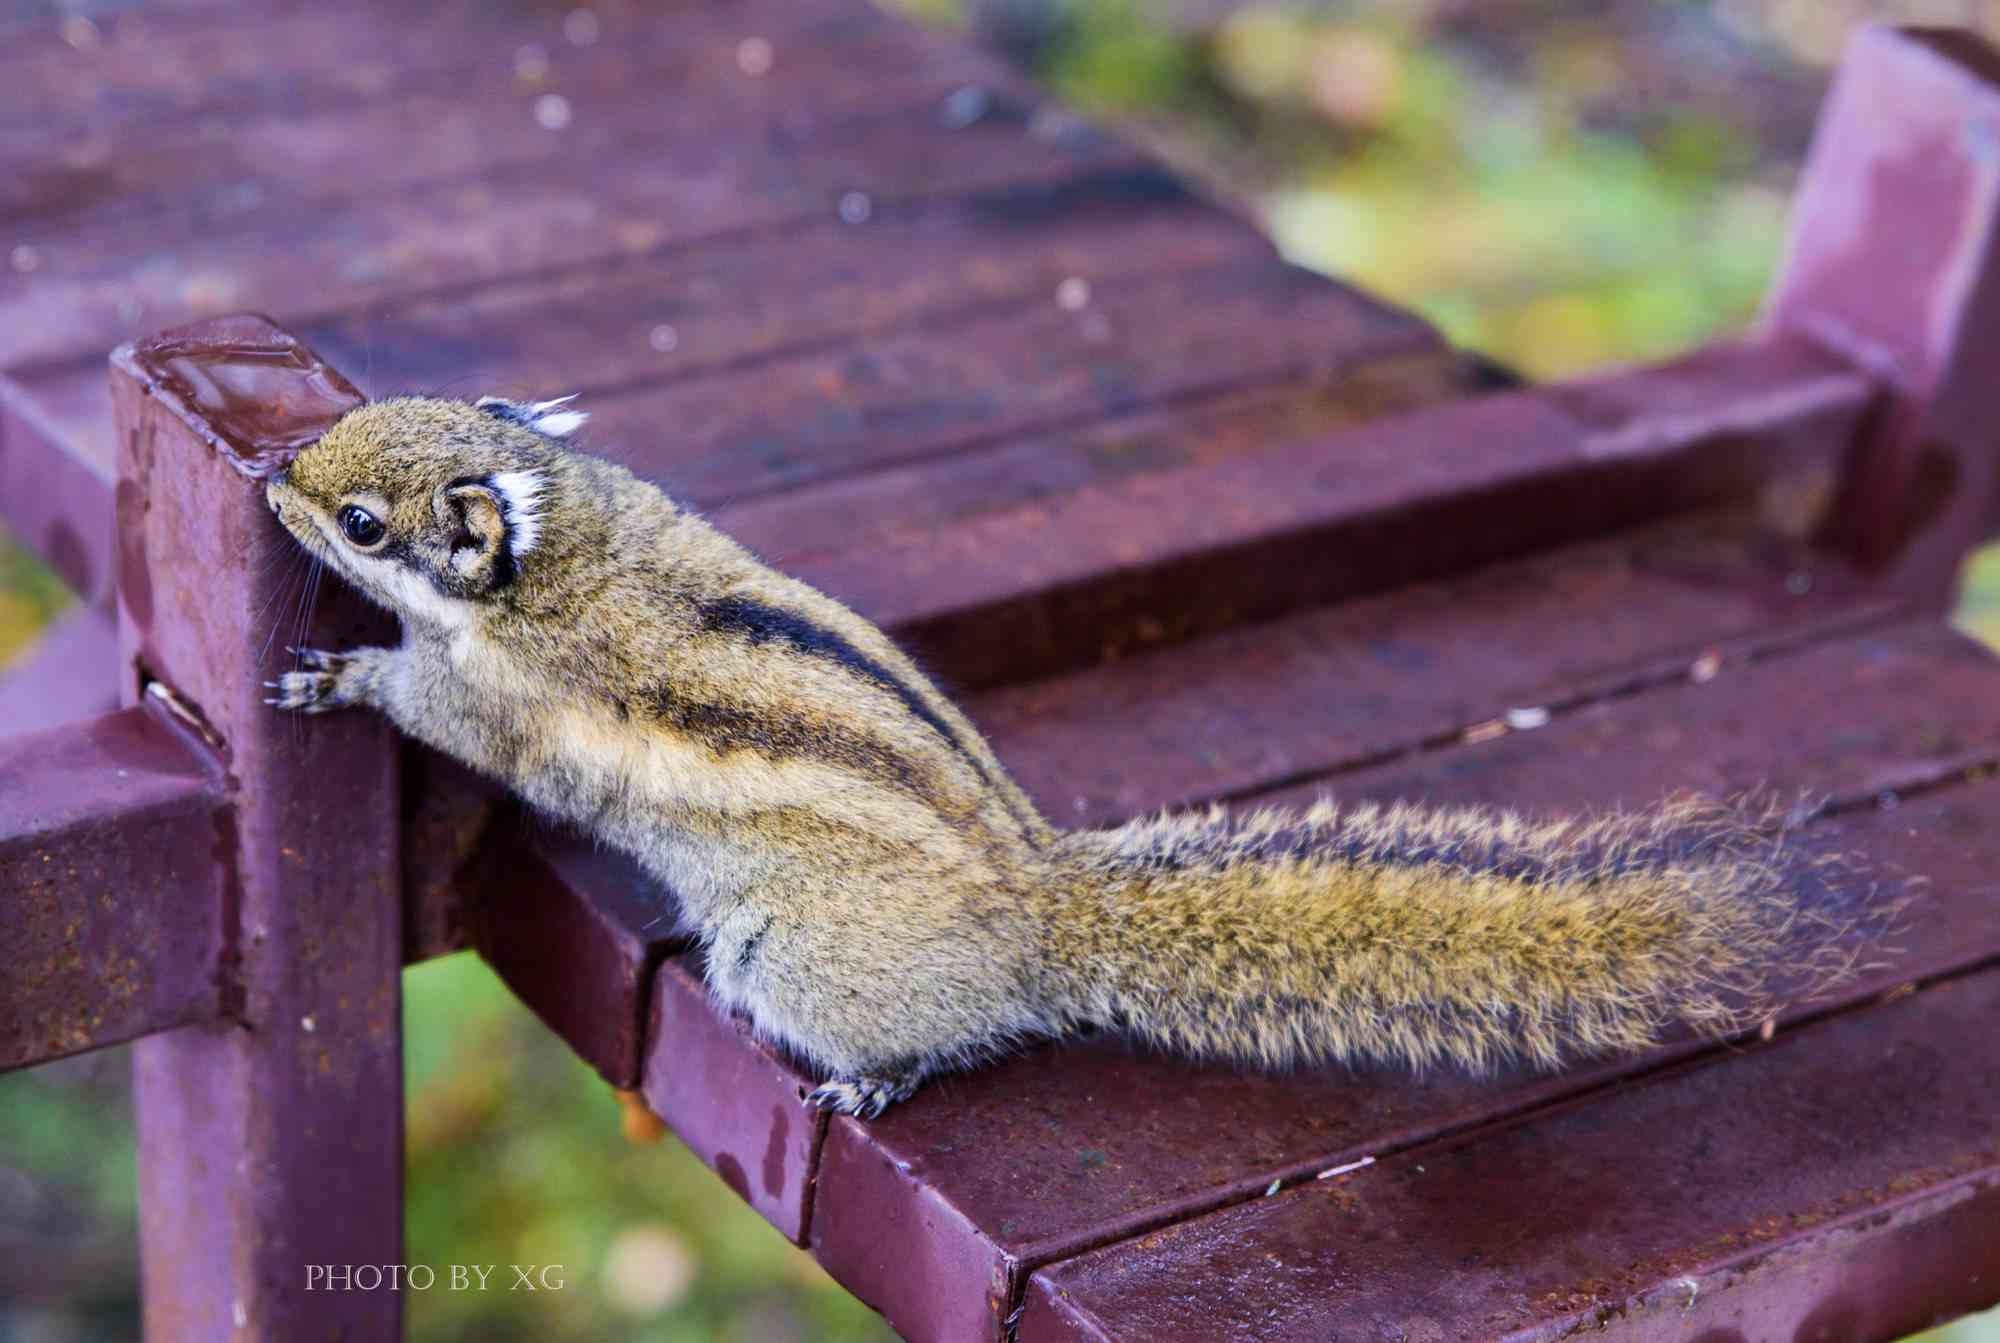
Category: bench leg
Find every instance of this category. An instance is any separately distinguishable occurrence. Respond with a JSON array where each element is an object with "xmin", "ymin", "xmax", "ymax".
[
  {"xmin": 110, "ymin": 318, "xmax": 406, "ymax": 1340},
  {"xmin": 1767, "ymin": 25, "xmax": 2000, "ymax": 595}
]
